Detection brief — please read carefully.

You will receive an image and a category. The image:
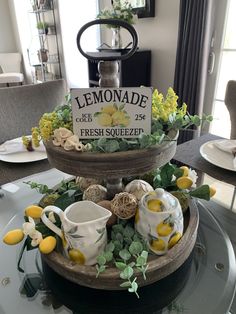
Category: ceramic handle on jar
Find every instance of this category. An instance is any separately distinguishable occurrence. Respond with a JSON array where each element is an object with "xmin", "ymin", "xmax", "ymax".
[{"xmin": 41, "ymin": 206, "xmax": 64, "ymax": 238}]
